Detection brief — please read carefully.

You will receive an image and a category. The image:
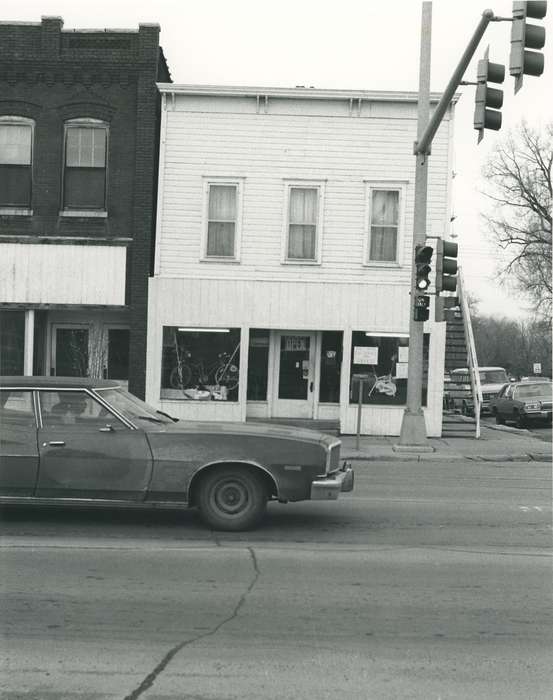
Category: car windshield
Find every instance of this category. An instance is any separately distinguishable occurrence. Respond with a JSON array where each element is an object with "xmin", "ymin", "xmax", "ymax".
[
  {"xmin": 480, "ymin": 370, "xmax": 508, "ymax": 383},
  {"xmin": 516, "ymin": 384, "xmax": 552, "ymax": 399},
  {"xmin": 451, "ymin": 370, "xmax": 507, "ymax": 384},
  {"xmin": 95, "ymin": 387, "xmax": 174, "ymax": 424}
]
